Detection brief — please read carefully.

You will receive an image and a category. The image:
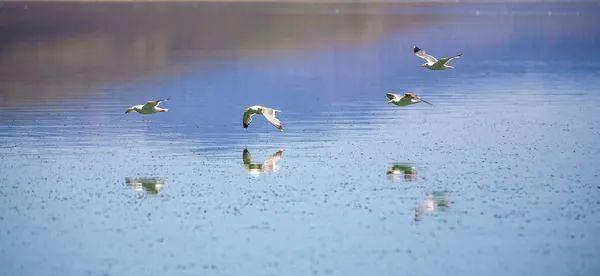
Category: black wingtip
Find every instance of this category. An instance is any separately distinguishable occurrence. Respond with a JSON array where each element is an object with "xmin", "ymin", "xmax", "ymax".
[
  {"xmin": 243, "ymin": 123, "xmax": 249, "ymax": 128},
  {"xmin": 458, "ymin": 53, "xmax": 463, "ymax": 57},
  {"xmin": 413, "ymin": 46, "xmax": 421, "ymax": 53}
]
